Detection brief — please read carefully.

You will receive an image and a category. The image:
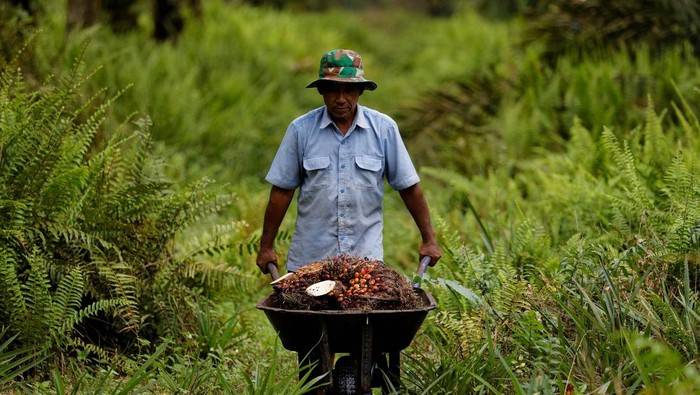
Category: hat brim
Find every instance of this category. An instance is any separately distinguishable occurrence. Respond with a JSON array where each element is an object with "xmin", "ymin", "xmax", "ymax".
[{"xmin": 306, "ymin": 78, "xmax": 377, "ymax": 91}]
